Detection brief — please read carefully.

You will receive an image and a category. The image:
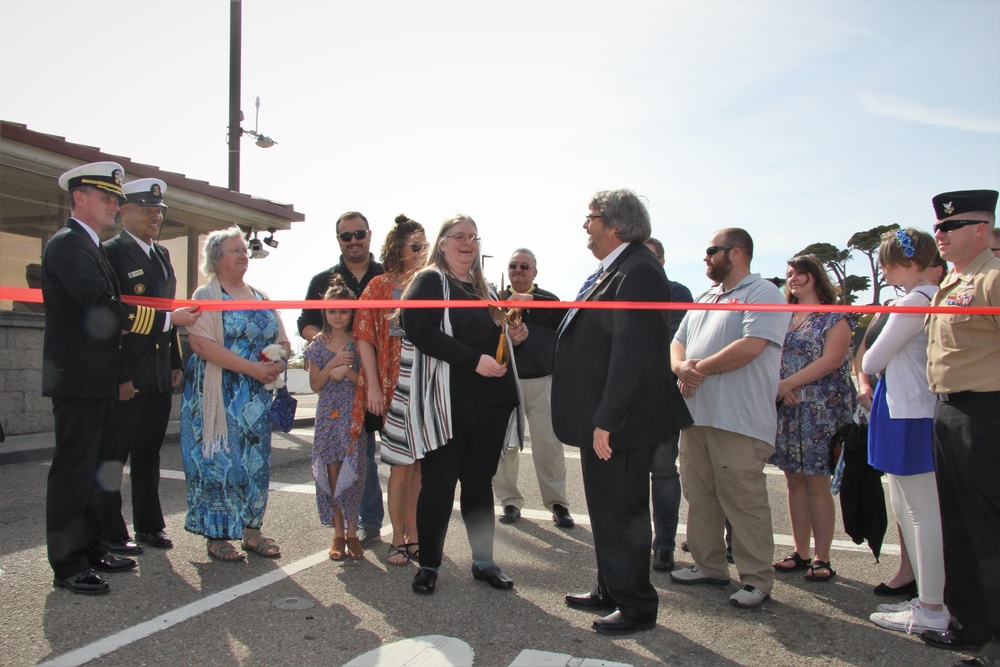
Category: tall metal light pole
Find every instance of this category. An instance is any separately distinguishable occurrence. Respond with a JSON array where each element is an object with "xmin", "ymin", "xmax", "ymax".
[{"xmin": 227, "ymin": 0, "xmax": 242, "ymax": 191}]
